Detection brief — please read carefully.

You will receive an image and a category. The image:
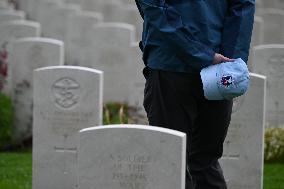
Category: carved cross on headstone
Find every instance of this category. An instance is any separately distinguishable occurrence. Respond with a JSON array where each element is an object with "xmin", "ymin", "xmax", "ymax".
[{"xmin": 54, "ymin": 134, "xmax": 77, "ymax": 175}]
